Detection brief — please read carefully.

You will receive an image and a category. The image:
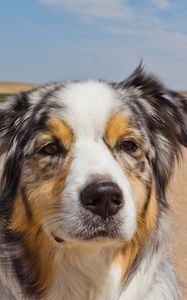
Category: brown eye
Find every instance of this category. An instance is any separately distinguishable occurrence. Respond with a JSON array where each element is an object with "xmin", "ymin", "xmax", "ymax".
[
  {"xmin": 118, "ymin": 140, "xmax": 139, "ymax": 153},
  {"xmin": 38, "ymin": 142, "xmax": 62, "ymax": 156}
]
